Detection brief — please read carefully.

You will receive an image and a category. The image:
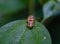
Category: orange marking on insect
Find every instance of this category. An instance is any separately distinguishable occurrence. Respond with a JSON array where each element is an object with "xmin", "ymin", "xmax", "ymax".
[{"xmin": 27, "ymin": 15, "xmax": 35, "ymax": 28}]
